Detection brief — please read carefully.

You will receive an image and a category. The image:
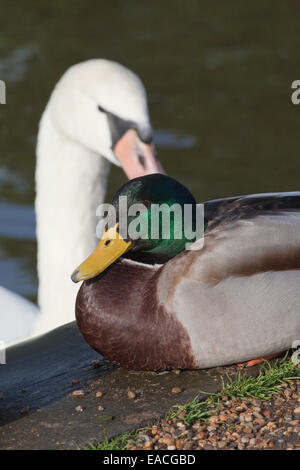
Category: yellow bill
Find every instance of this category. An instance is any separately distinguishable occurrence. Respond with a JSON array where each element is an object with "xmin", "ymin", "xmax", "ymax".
[{"xmin": 71, "ymin": 223, "xmax": 132, "ymax": 283}]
